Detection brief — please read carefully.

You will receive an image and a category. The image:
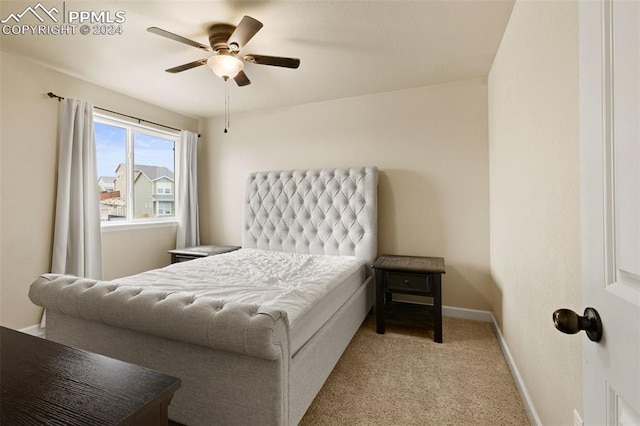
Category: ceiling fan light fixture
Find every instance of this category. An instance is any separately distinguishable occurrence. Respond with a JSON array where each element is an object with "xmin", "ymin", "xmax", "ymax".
[{"xmin": 207, "ymin": 54, "xmax": 244, "ymax": 79}]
